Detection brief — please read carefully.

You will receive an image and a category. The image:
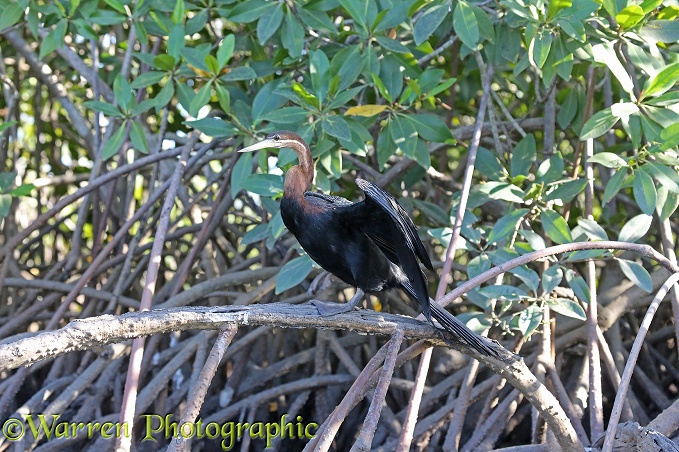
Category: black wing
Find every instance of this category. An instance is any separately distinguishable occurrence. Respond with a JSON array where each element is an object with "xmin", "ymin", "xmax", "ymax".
[
  {"xmin": 336, "ymin": 178, "xmax": 433, "ymax": 320},
  {"xmin": 355, "ymin": 179, "xmax": 433, "ymax": 270}
]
